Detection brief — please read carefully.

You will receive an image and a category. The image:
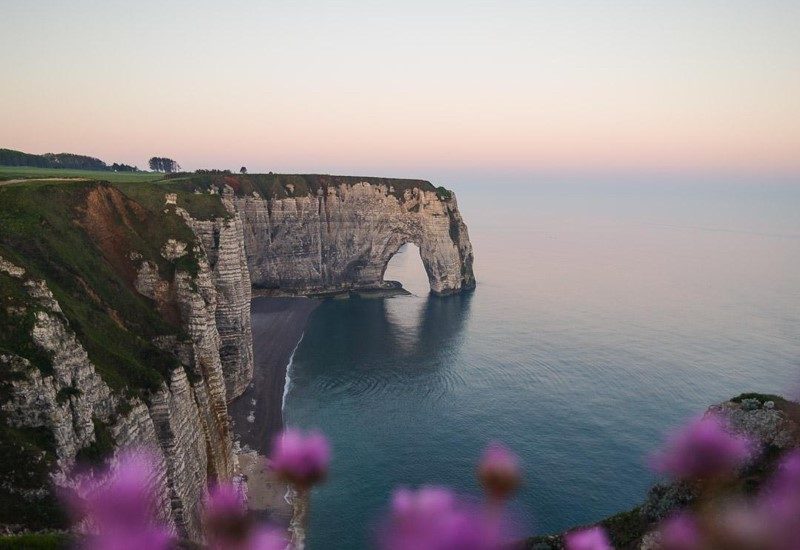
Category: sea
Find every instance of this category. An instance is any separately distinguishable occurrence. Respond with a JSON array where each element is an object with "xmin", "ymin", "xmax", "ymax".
[{"xmin": 282, "ymin": 179, "xmax": 800, "ymax": 549}]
